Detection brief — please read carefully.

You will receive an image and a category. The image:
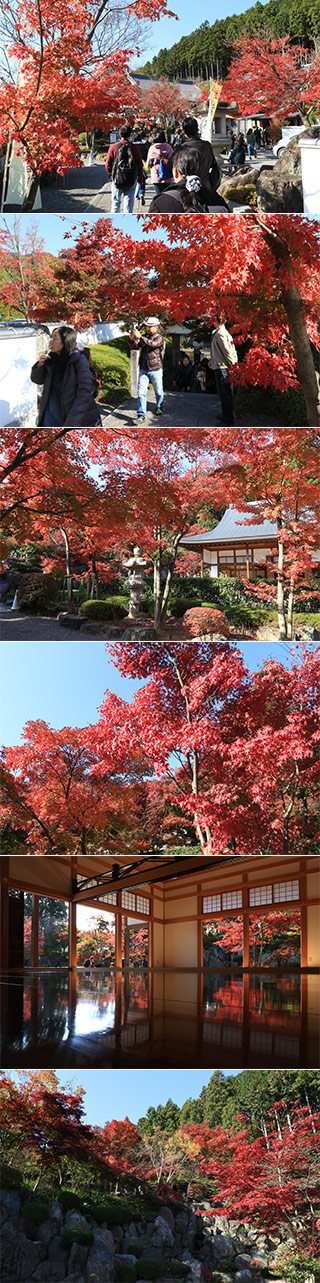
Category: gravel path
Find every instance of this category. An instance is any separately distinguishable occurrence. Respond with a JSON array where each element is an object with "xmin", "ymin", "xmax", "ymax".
[{"xmin": 0, "ymin": 610, "xmax": 91, "ymax": 641}]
